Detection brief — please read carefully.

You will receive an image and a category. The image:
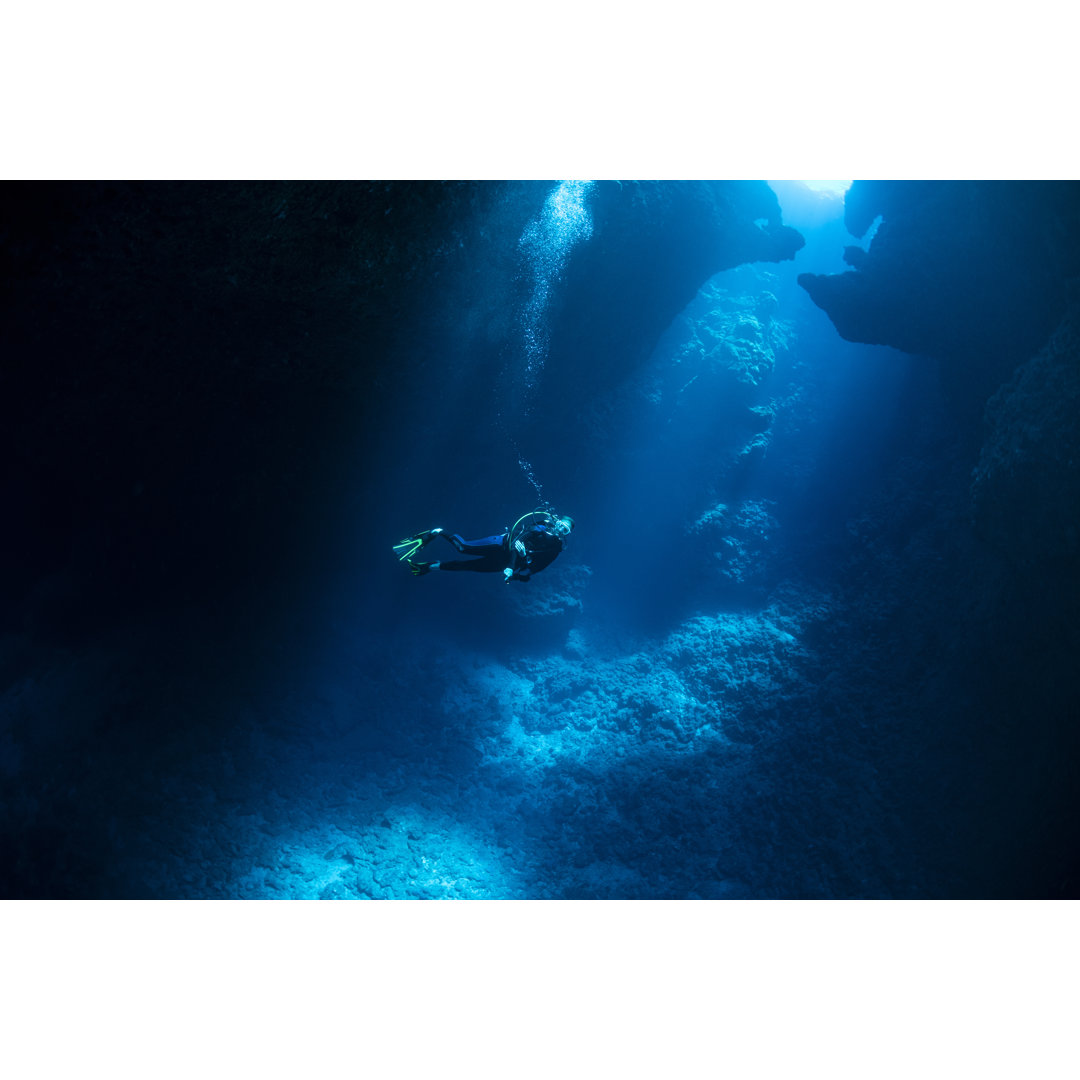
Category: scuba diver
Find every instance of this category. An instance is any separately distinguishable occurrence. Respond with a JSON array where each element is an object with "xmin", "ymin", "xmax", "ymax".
[{"xmin": 394, "ymin": 510, "xmax": 575, "ymax": 583}]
